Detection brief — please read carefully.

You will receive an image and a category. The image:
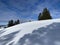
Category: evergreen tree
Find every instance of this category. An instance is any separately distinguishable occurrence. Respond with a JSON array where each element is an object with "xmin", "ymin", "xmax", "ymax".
[
  {"xmin": 38, "ymin": 13, "xmax": 41, "ymax": 20},
  {"xmin": 8, "ymin": 20, "xmax": 14, "ymax": 27},
  {"xmin": 7, "ymin": 19, "xmax": 20, "ymax": 27},
  {"xmin": 16, "ymin": 20, "xmax": 20, "ymax": 24},
  {"xmin": 14, "ymin": 20, "xmax": 20, "ymax": 25},
  {"xmin": 38, "ymin": 8, "xmax": 52, "ymax": 20}
]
